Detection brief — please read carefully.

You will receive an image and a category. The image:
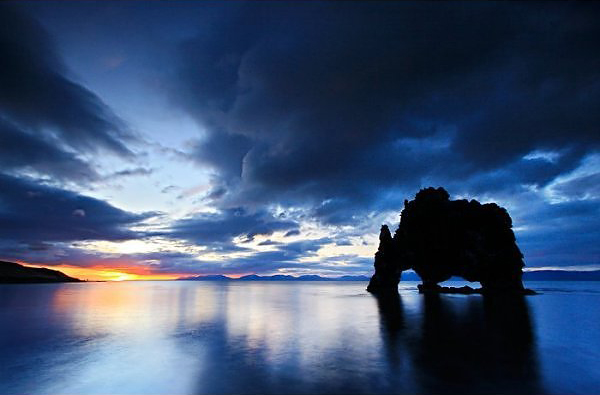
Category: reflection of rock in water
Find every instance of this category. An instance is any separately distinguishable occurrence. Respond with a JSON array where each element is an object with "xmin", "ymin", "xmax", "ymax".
[
  {"xmin": 375, "ymin": 292, "xmax": 543, "ymax": 394},
  {"xmin": 417, "ymin": 294, "xmax": 542, "ymax": 394},
  {"xmin": 375, "ymin": 291, "xmax": 405, "ymax": 369},
  {"xmin": 376, "ymin": 291, "xmax": 404, "ymax": 334}
]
